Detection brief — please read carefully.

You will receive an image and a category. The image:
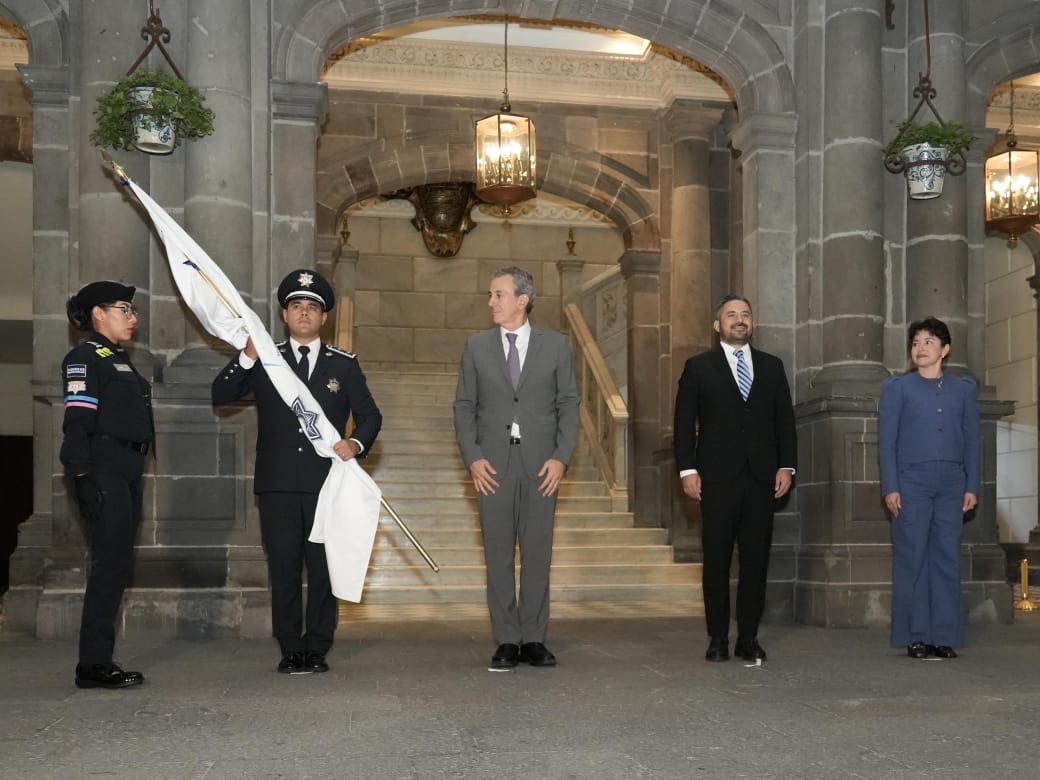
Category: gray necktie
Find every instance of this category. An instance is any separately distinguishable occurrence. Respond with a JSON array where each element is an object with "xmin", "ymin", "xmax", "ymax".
[{"xmin": 506, "ymin": 333, "xmax": 521, "ymax": 388}]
